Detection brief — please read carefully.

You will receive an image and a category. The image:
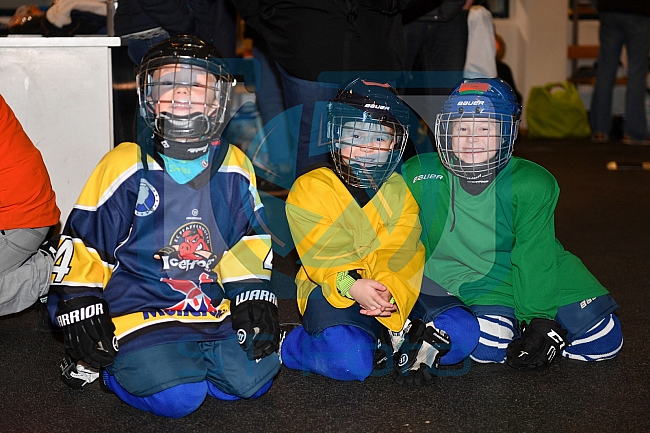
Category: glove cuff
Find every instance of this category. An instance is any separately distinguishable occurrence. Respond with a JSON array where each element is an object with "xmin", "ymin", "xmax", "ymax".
[
  {"xmin": 55, "ymin": 296, "xmax": 110, "ymax": 328},
  {"xmin": 336, "ymin": 270, "xmax": 361, "ymax": 299},
  {"xmin": 232, "ymin": 289, "xmax": 278, "ymax": 309}
]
